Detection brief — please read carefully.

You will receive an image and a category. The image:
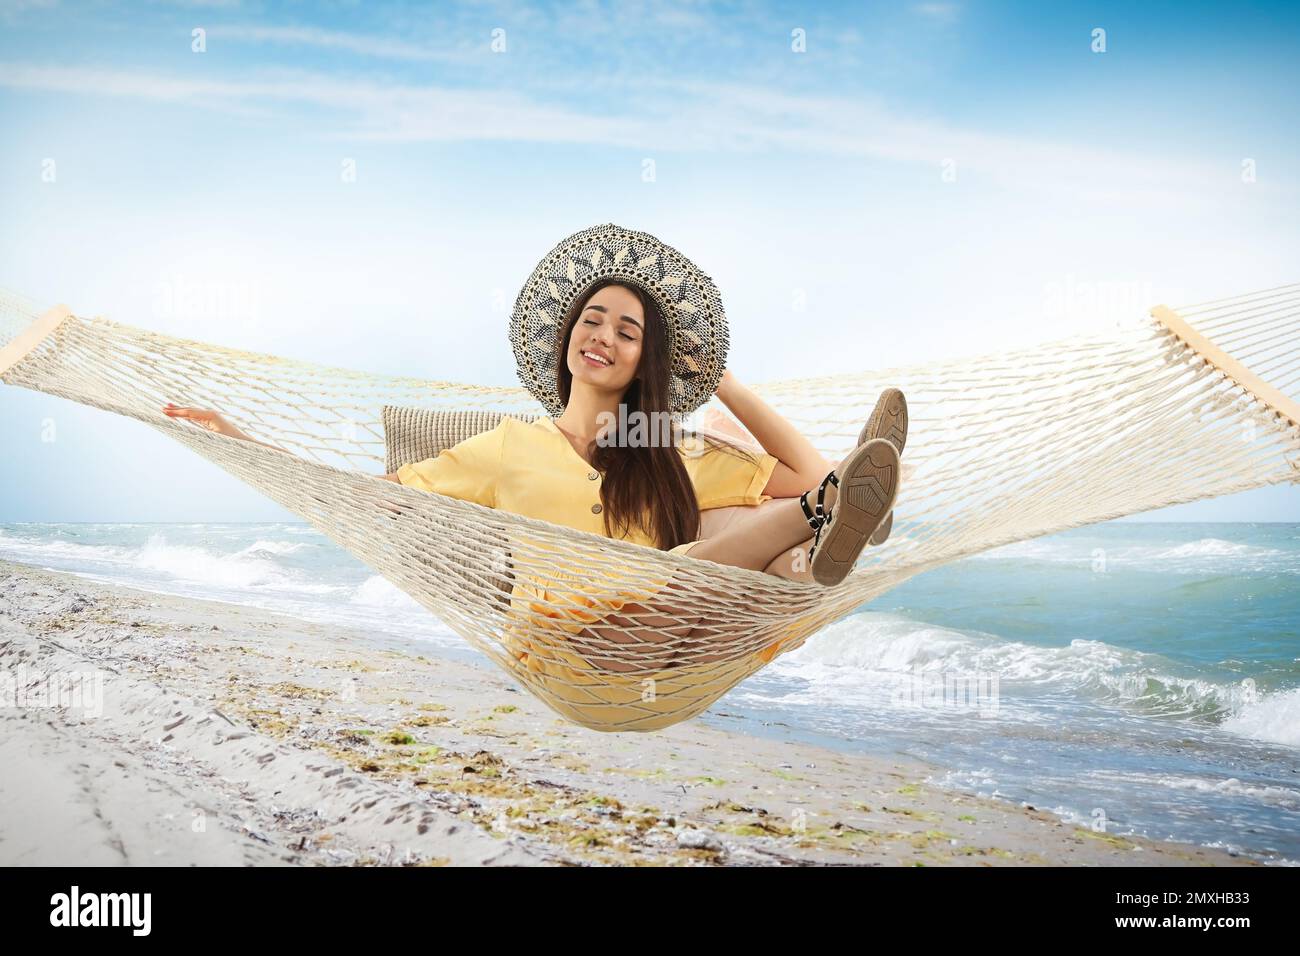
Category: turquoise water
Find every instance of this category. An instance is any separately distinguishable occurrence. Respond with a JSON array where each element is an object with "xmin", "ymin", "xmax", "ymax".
[{"xmin": 2, "ymin": 521, "xmax": 1297, "ymax": 864}]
